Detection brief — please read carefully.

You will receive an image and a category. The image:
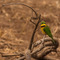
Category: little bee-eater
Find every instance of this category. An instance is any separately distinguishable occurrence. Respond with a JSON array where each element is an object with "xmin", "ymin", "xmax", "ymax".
[{"xmin": 40, "ymin": 21, "xmax": 55, "ymax": 45}]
